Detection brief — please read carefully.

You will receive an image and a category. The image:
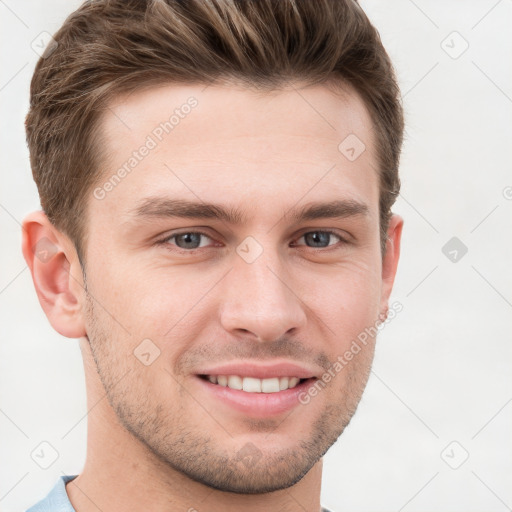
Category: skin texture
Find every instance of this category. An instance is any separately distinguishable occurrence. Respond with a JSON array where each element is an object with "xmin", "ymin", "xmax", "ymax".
[{"xmin": 22, "ymin": 82, "xmax": 402, "ymax": 512}]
